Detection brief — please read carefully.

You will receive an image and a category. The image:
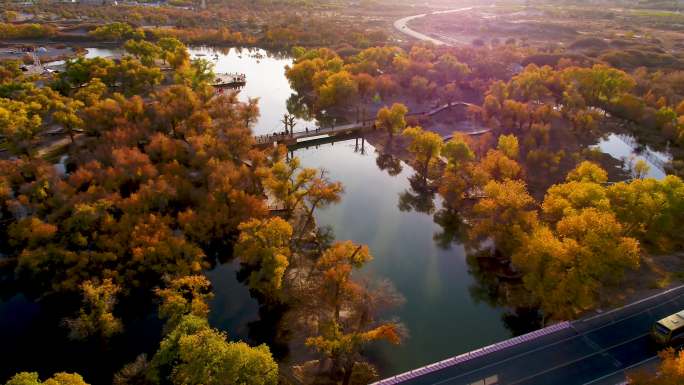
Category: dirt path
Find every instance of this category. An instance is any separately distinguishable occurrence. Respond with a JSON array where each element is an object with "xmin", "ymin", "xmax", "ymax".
[{"xmin": 393, "ymin": 6, "xmax": 484, "ymax": 46}]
